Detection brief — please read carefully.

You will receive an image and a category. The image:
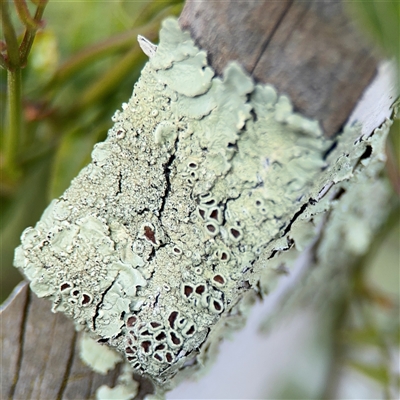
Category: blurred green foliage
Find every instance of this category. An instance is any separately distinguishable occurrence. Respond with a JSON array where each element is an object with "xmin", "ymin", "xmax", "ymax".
[
  {"xmin": 345, "ymin": 11, "xmax": 400, "ymax": 384},
  {"xmin": 0, "ymin": 0, "xmax": 183, "ymax": 303},
  {"xmin": 344, "ymin": 211, "xmax": 400, "ymax": 398},
  {"xmin": 347, "ymin": 0, "xmax": 400, "ymax": 77}
]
